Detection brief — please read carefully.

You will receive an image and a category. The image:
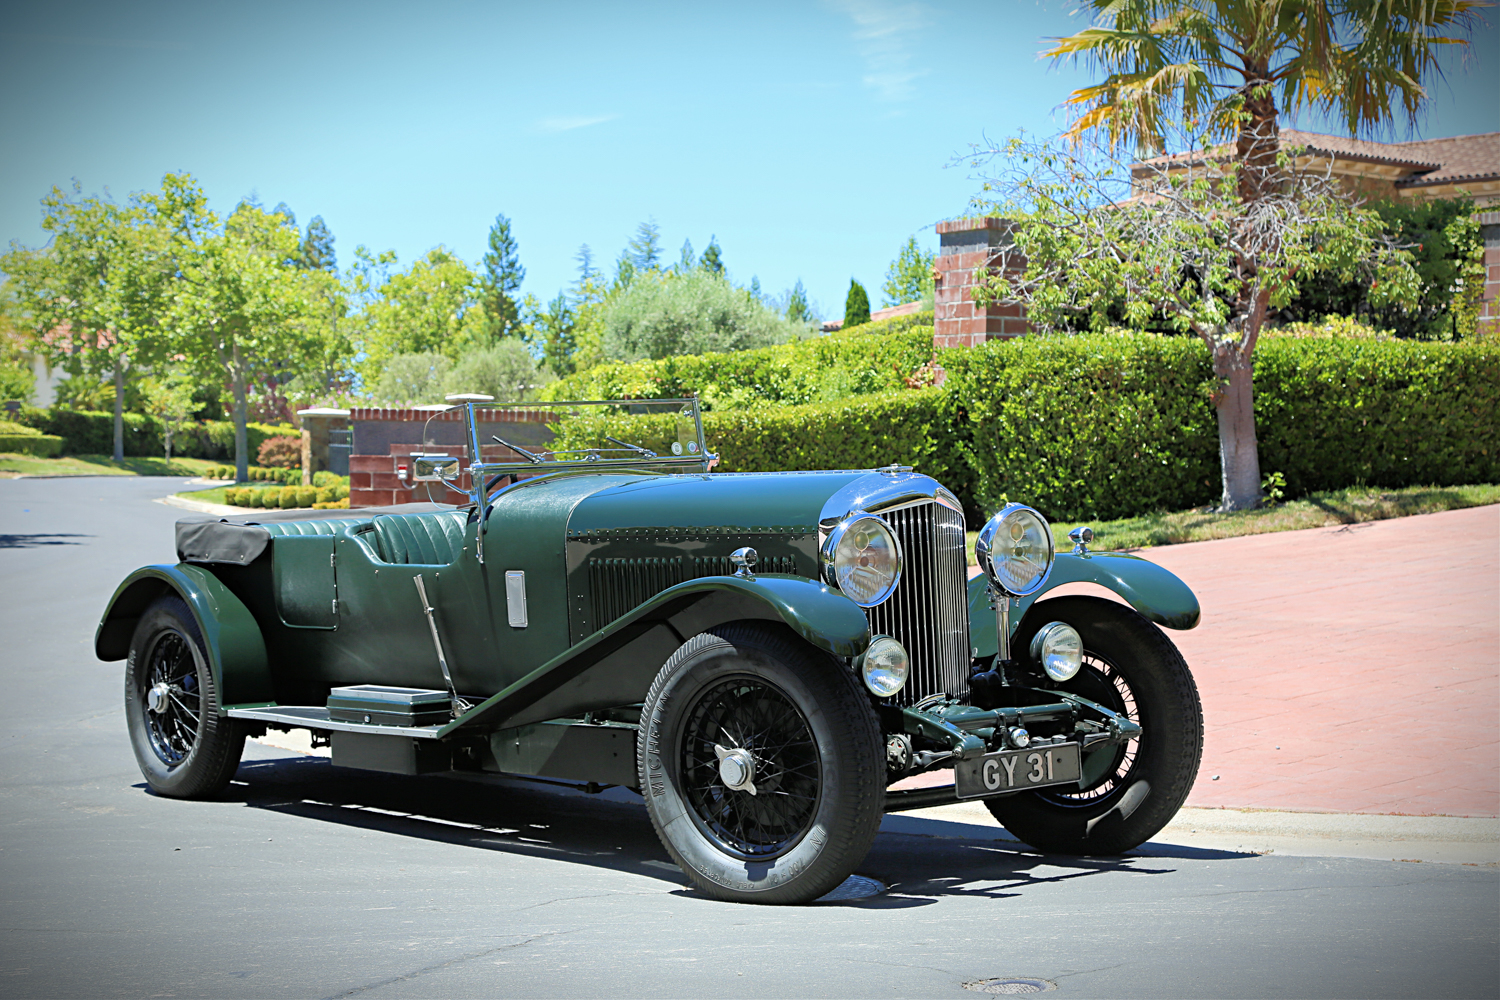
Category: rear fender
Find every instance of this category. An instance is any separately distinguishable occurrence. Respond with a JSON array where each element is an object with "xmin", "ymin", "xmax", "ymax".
[
  {"xmin": 968, "ymin": 551, "xmax": 1200, "ymax": 658},
  {"xmin": 441, "ymin": 574, "xmax": 871, "ymax": 735},
  {"xmin": 96, "ymin": 564, "xmax": 273, "ymax": 711}
]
